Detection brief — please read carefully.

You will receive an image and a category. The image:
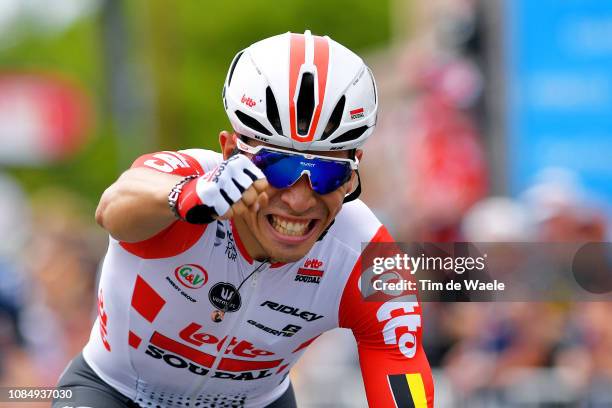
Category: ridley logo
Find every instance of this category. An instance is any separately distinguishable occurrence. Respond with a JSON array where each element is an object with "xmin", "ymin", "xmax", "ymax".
[
  {"xmin": 376, "ymin": 294, "xmax": 421, "ymax": 358},
  {"xmin": 241, "ymin": 94, "xmax": 256, "ymax": 107},
  {"xmin": 174, "ymin": 264, "xmax": 208, "ymax": 289},
  {"xmin": 350, "ymin": 108, "xmax": 364, "ymax": 120},
  {"xmin": 260, "ymin": 301, "xmax": 324, "ymax": 322}
]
